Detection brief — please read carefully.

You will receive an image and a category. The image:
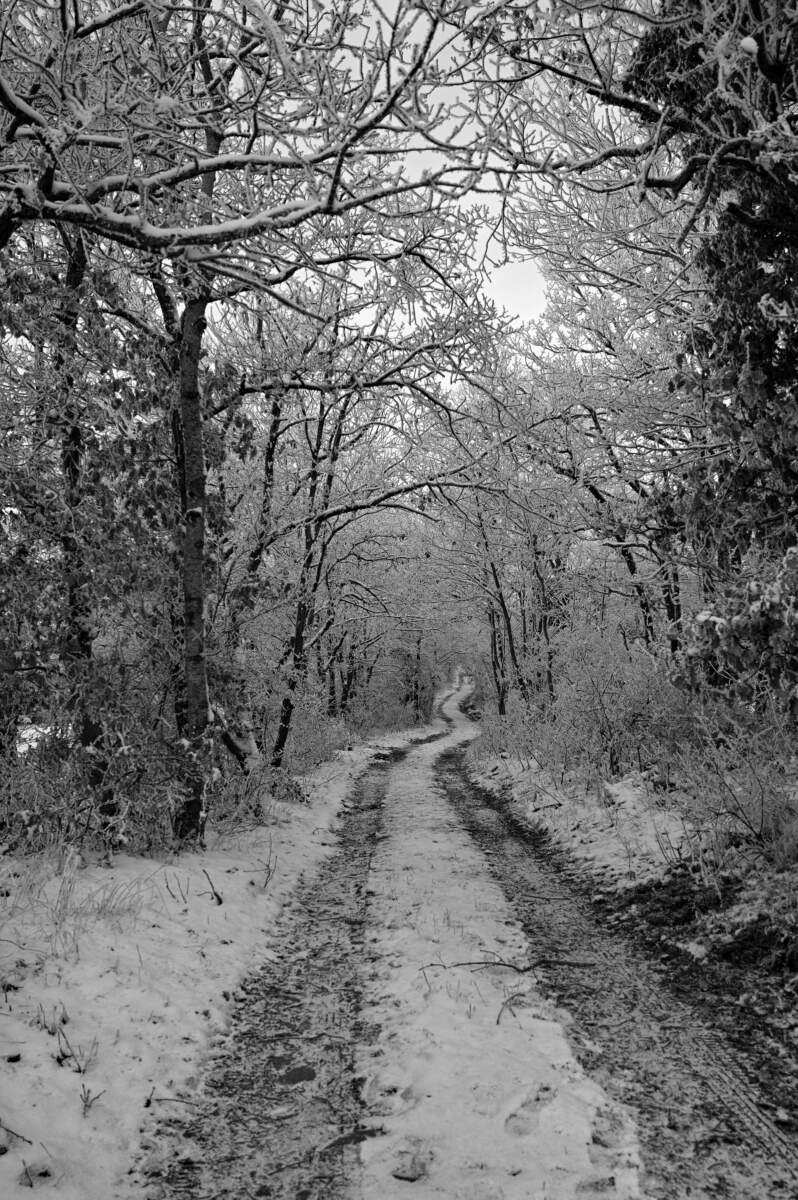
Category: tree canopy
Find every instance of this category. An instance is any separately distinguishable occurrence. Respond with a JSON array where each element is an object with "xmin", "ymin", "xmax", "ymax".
[{"xmin": 2, "ymin": 0, "xmax": 797, "ymax": 862}]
